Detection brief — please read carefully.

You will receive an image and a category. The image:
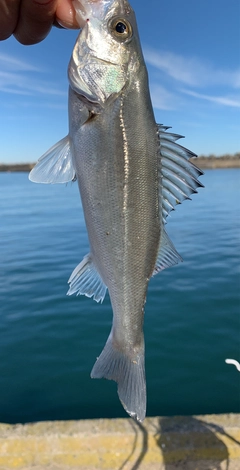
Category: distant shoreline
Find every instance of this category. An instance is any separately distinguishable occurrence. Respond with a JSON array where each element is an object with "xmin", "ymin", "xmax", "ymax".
[
  {"xmin": 190, "ymin": 154, "xmax": 240, "ymax": 169},
  {"xmin": 0, "ymin": 154, "xmax": 239, "ymax": 172}
]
